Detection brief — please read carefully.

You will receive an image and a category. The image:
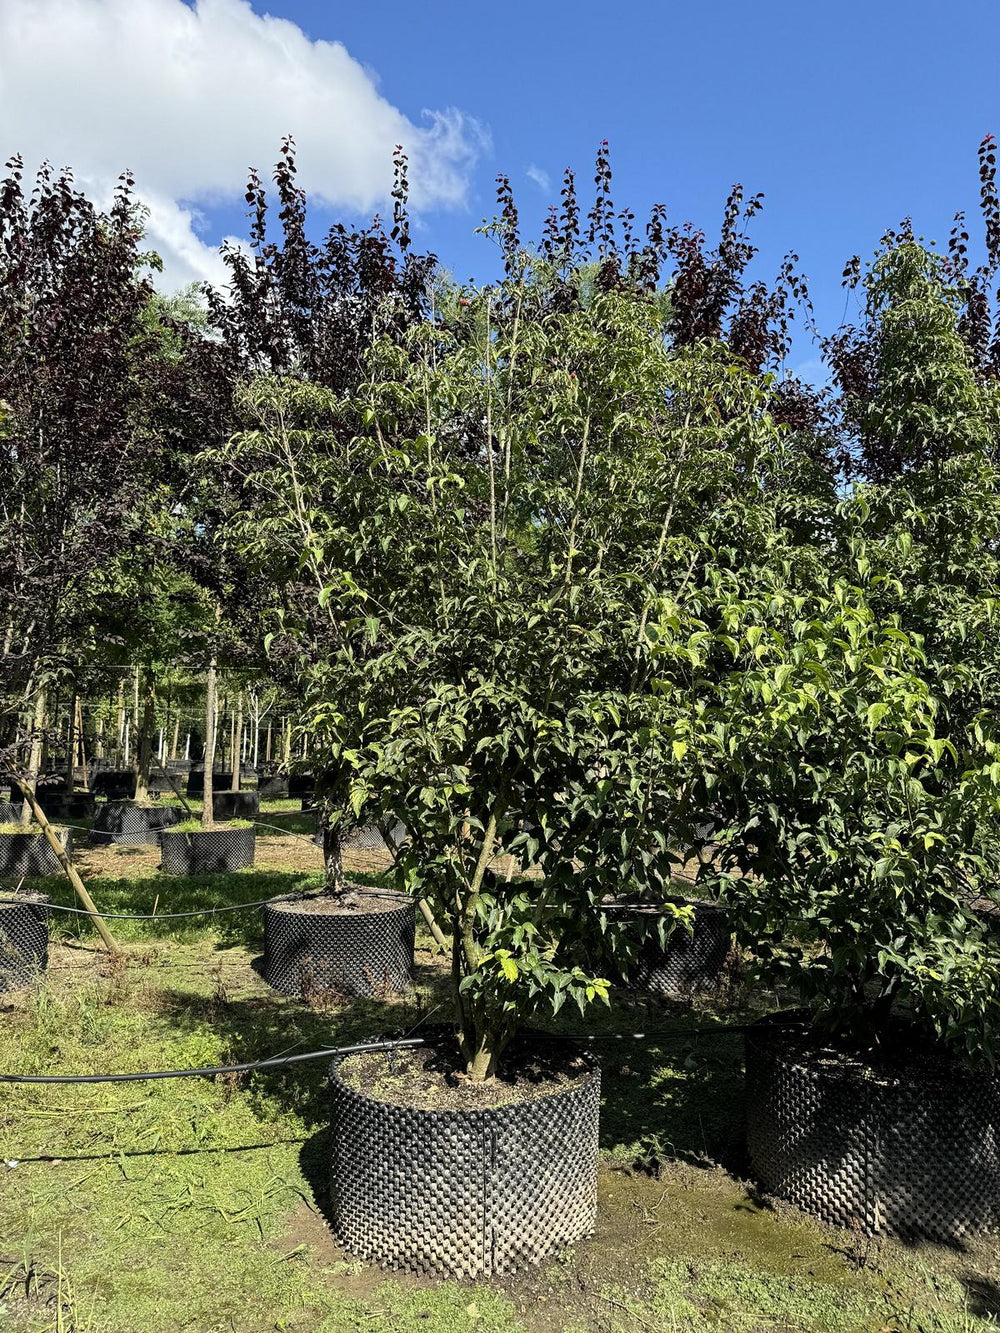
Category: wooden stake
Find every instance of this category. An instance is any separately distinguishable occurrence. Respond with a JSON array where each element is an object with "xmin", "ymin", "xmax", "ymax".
[{"xmin": 13, "ymin": 777, "xmax": 118, "ymax": 953}]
